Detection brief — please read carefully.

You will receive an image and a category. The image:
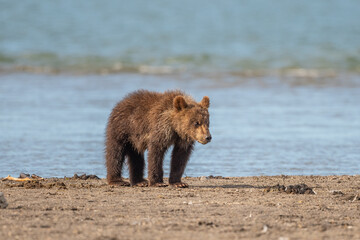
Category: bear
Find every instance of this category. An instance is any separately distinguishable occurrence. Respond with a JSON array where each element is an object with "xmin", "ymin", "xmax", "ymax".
[{"xmin": 105, "ymin": 90, "xmax": 211, "ymax": 188}]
